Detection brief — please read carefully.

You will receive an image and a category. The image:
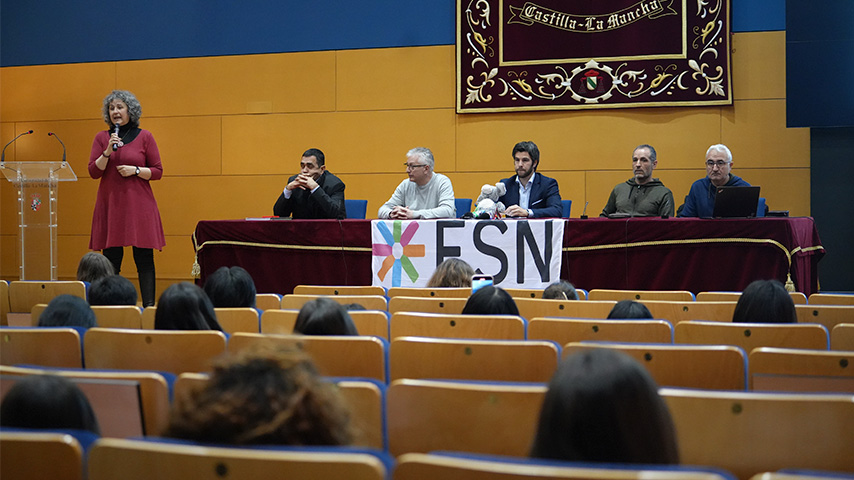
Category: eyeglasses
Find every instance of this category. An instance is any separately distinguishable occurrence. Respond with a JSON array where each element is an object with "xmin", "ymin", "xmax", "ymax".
[
  {"xmin": 706, "ymin": 160, "xmax": 731, "ymax": 168},
  {"xmin": 404, "ymin": 163, "xmax": 428, "ymax": 170}
]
